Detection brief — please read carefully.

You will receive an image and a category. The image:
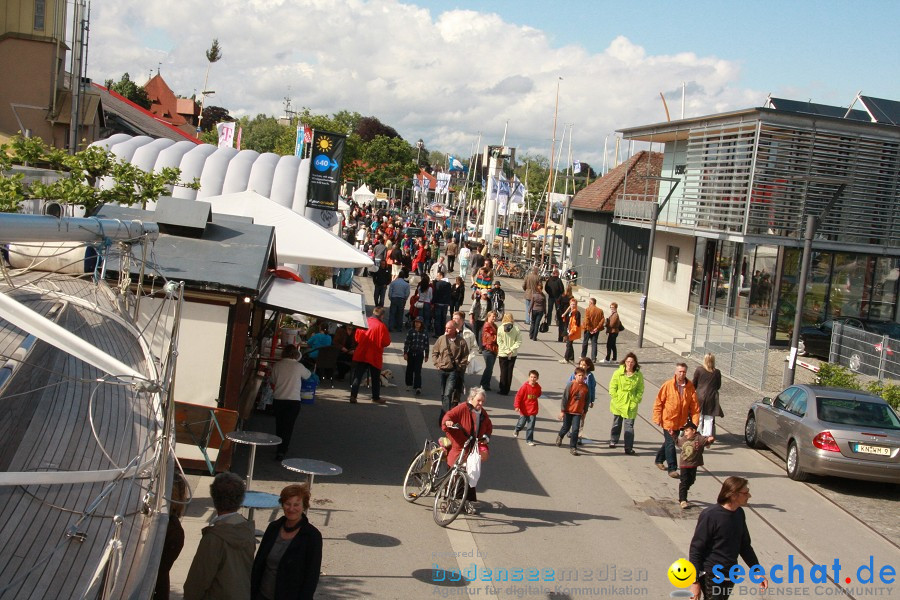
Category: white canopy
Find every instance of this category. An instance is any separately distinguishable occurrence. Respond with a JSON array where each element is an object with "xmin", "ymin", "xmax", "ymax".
[
  {"xmin": 352, "ymin": 185, "xmax": 376, "ymax": 205},
  {"xmin": 204, "ymin": 190, "xmax": 372, "ymax": 268},
  {"xmin": 259, "ymin": 278, "xmax": 368, "ymax": 328}
]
